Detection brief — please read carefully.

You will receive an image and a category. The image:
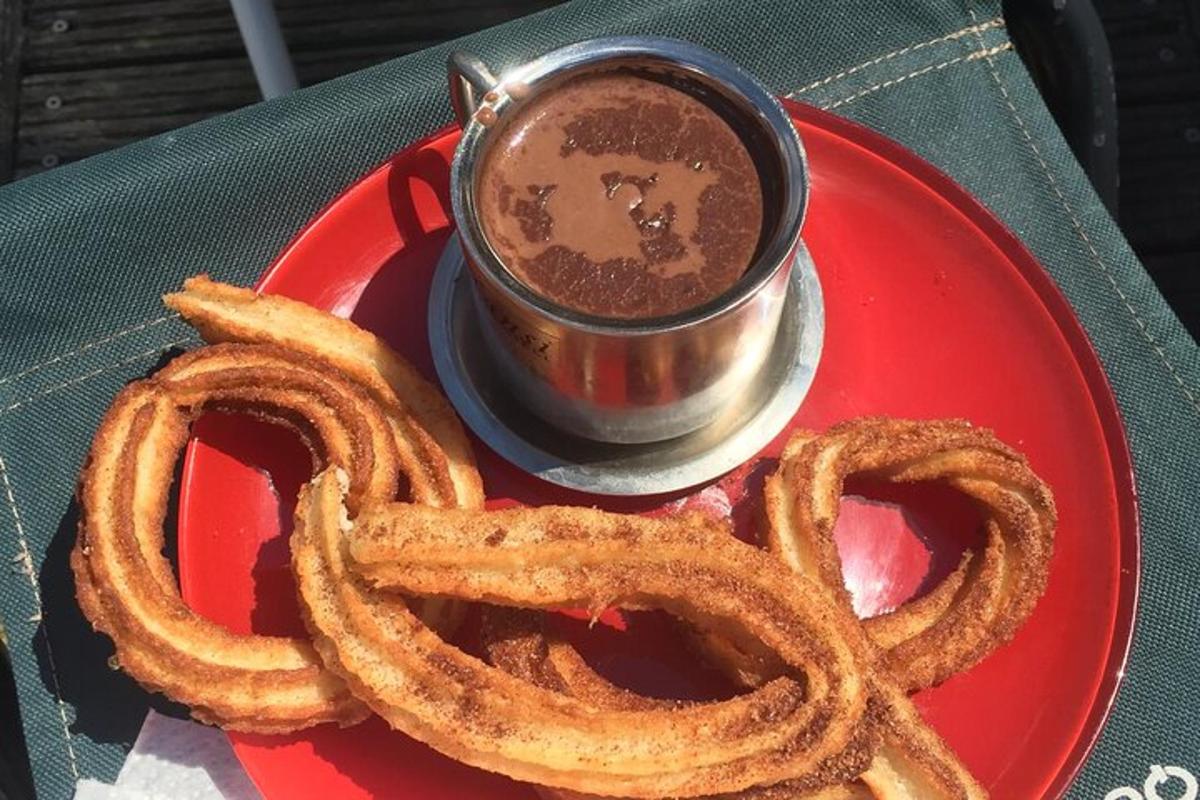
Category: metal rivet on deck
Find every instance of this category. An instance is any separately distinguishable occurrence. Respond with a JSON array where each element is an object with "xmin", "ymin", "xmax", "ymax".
[
  {"xmin": 50, "ymin": 18, "xmax": 69, "ymax": 33},
  {"xmin": 44, "ymin": 95, "xmax": 62, "ymax": 110},
  {"xmin": 1159, "ymin": 47, "xmax": 1177, "ymax": 62},
  {"xmin": 41, "ymin": 154, "xmax": 60, "ymax": 168}
]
